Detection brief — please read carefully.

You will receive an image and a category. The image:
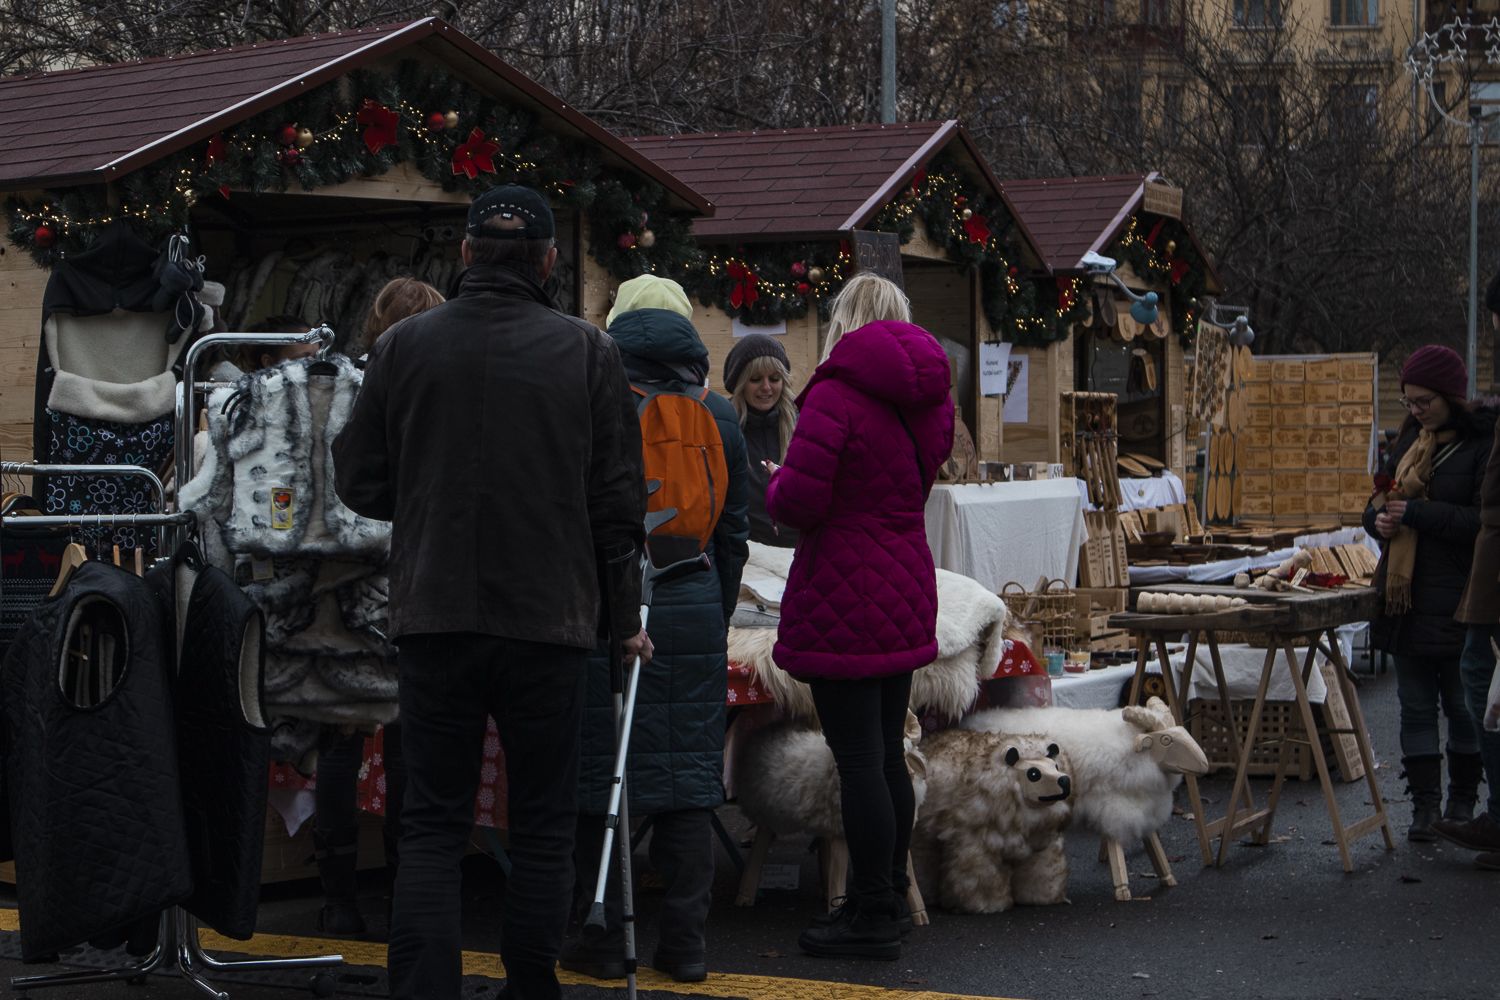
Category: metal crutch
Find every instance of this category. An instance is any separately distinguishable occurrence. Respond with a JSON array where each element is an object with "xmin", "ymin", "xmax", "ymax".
[{"xmin": 585, "ymin": 503, "xmax": 709, "ymax": 1000}]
